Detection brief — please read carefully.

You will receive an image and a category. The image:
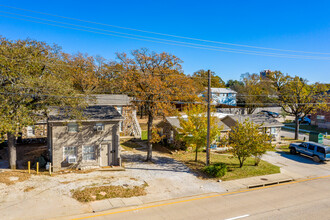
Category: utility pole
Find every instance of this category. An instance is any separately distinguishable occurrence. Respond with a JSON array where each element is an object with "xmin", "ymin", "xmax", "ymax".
[{"xmin": 206, "ymin": 69, "xmax": 211, "ymax": 166}]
